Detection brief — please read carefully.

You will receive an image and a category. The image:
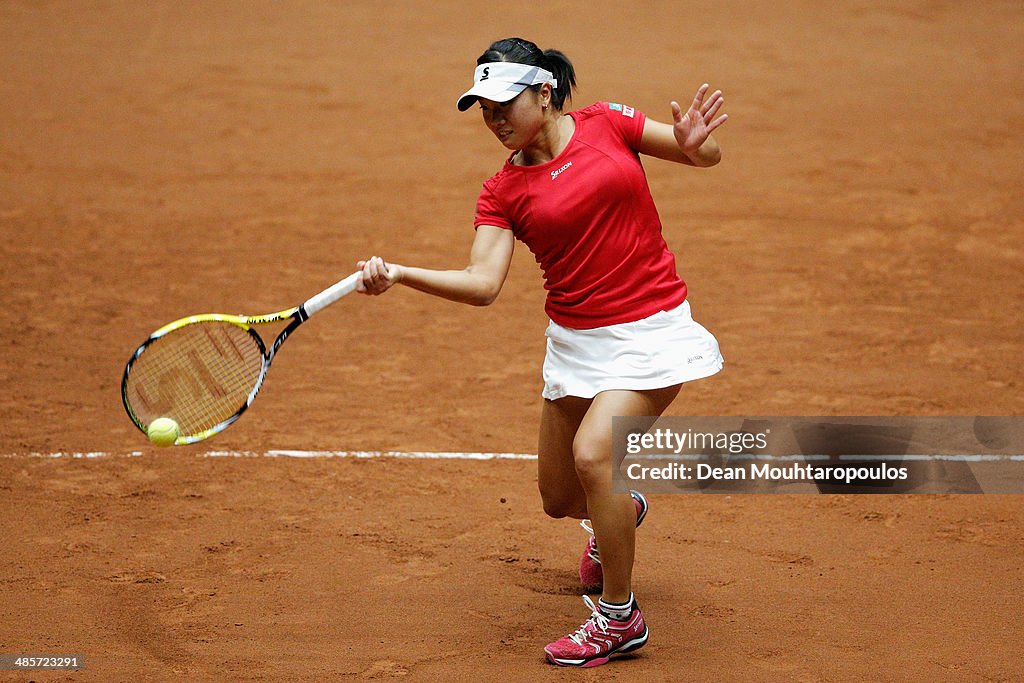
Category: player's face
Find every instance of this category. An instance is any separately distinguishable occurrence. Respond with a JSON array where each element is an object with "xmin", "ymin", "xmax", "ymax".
[{"xmin": 479, "ymin": 89, "xmax": 544, "ymax": 150}]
